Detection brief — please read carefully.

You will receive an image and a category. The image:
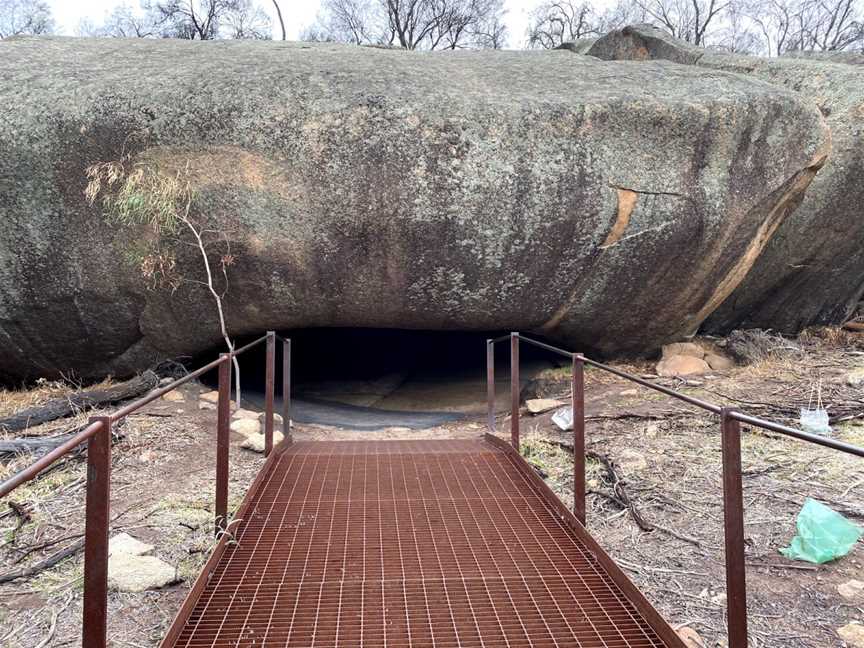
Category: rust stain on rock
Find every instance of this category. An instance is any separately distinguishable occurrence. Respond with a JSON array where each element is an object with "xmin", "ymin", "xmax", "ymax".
[
  {"xmin": 601, "ymin": 188, "xmax": 638, "ymax": 248},
  {"xmin": 690, "ymin": 143, "xmax": 831, "ymax": 327}
]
